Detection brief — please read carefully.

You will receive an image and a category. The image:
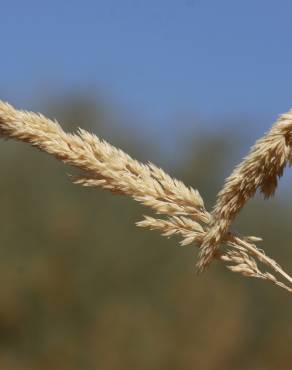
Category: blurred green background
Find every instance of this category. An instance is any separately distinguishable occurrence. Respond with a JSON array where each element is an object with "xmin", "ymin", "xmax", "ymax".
[
  {"xmin": 0, "ymin": 96, "xmax": 292, "ymax": 370},
  {"xmin": 2, "ymin": 0, "xmax": 292, "ymax": 368}
]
